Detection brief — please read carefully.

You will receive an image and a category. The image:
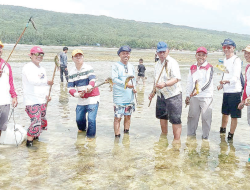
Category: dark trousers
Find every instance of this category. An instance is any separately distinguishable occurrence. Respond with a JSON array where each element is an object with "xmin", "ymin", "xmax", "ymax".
[{"xmin": 60, "ymin": 65, "xmax": 68, "ymax": 82}]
